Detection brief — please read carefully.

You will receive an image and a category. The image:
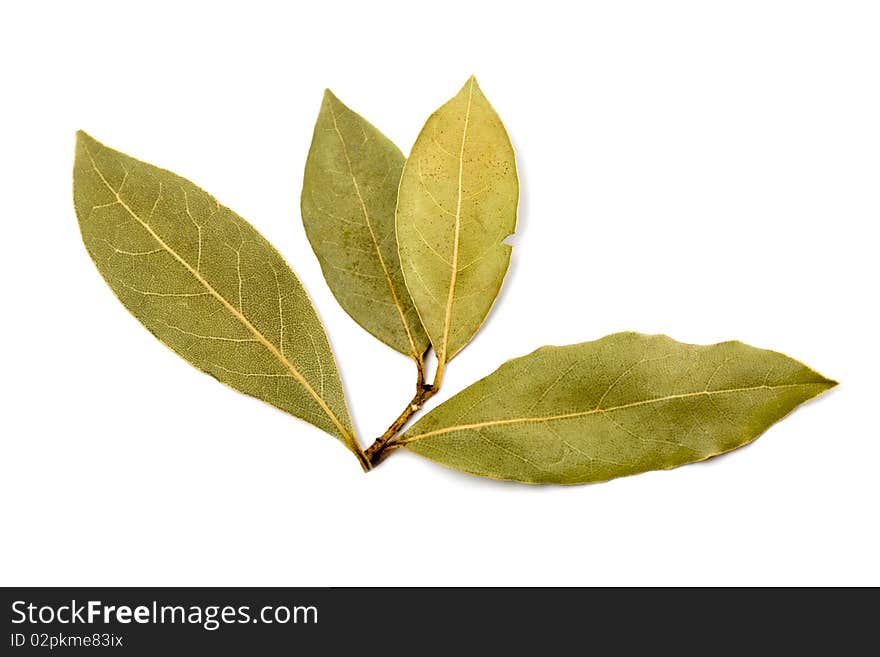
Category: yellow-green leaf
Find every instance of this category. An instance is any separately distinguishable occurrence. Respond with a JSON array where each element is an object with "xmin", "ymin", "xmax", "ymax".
[
  {"xmin": 396, "ymin": 76, "xmax": 518, "ymax": 382},
  {"xmin": 302, "ymin": 90, "xmax": 428, "ymax": 360},
  {"xmin": 73, "ymin": 132, "xmax": 365, "ymax": 466},
  {"xmin": 401, "ymin": 332, "xmax": 836, "ymax": 484}
]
